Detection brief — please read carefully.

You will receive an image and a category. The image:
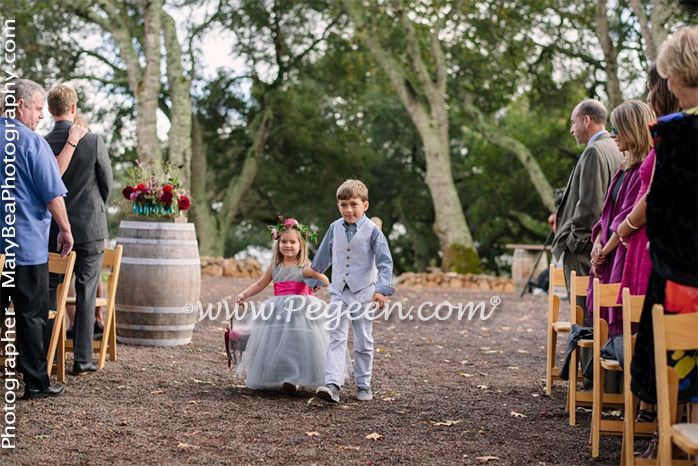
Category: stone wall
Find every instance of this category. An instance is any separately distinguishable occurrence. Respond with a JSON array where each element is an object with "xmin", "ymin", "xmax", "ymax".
[
  {"xmin": 200, "ymin": 256, "xmax": 263, "ymax": 278},
  {"xmin": 396, "ymin": 271, "xmax": 515, "ymax": 293}
]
